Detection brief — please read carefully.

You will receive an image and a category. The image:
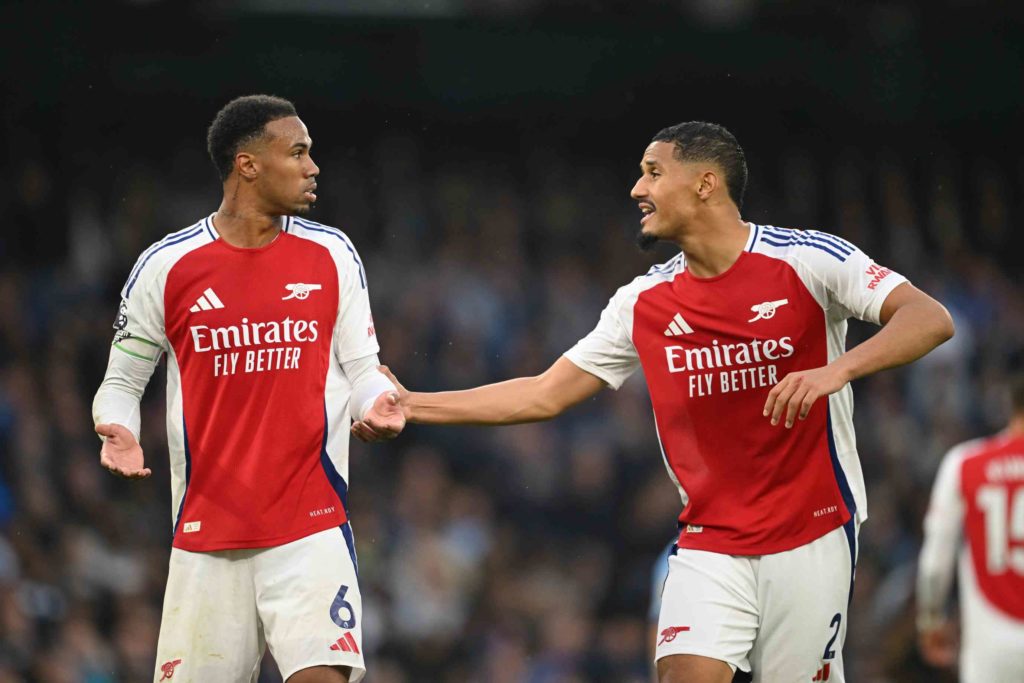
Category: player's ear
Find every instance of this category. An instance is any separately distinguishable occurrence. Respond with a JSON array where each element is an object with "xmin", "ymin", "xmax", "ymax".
[
  {"xmin": 235, "ymin": 151, "xmax": 259, "ymax": 181},
  {"xmin": 697, "ymin": 170, "xmax": 718, "ymax": 200}
]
